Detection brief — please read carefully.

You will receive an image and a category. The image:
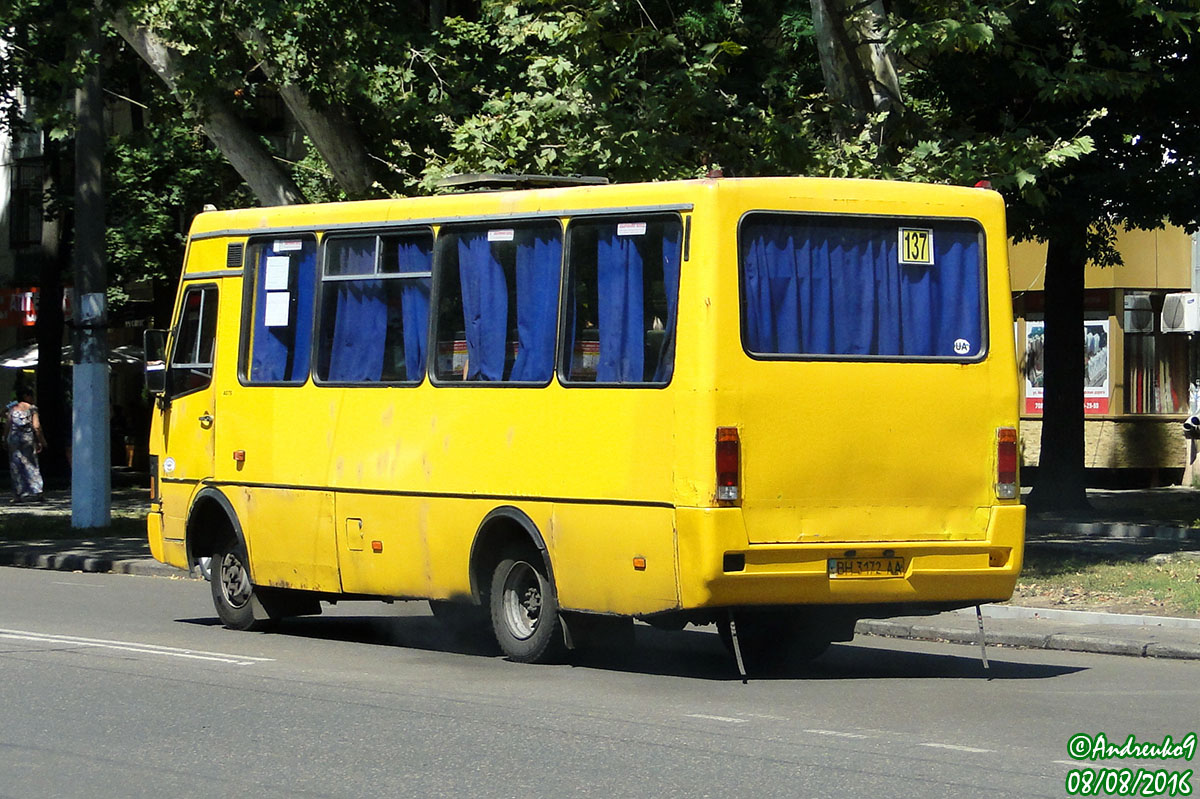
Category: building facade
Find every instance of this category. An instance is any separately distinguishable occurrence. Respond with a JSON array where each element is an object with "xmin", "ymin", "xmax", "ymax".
[{"xmin": 1011, "ymin": 227, "xmax": 1199, "ymax": 482}]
